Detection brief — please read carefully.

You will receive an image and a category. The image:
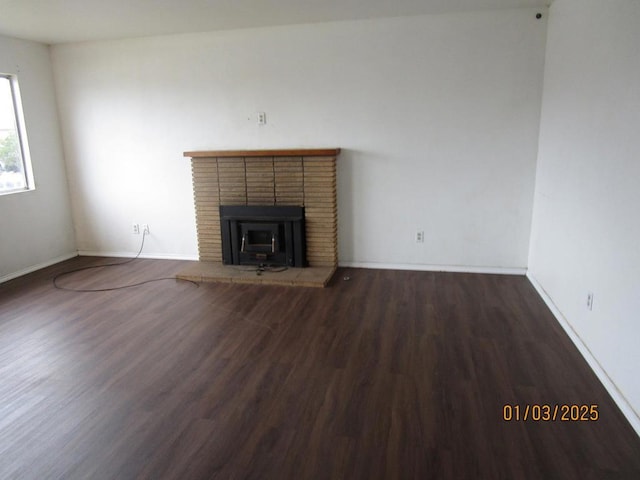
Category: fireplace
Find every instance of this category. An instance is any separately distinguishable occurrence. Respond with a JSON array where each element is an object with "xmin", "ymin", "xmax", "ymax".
[
  {"xmin": 180, "ymin": 149, "xmax": 339, "ymax": 287},
  {"xmin": 220, "ymin": 205, "xmax": 306, "ymax": 267}
]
